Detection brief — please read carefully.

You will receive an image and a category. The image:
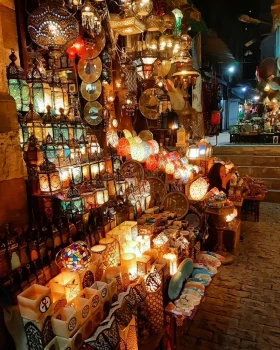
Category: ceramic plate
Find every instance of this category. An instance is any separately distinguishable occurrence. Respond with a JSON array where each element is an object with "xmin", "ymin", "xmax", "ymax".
[
  {"xmin": 183, "ymin": 287, "xmax": 204, "ymax": 297},
  {"xmin": 168, "ymin": 270, "xmax": 185, "ymax": 300},
  {"xmin": 182, "ymin": 289, "xmax": 202, "ymax": 300},
  {"xmin": 177, "ymin": 258, "xmax": 193, "ymax": 280},
  {"xmin": 194, "ymin": 274, "xmax": 212, "ymax": 282},
  {"xmin": 192, "ymin": 268, "xmax": 214, "ymax": 277},
  {"xmin": 198, "ymin": 254, "xmax": 221, "ymax": 268},
  {"xmin": 188, "ymin": 277, "xmax": 210, "ymax": 286},
  {"xmin": 185, "ymin": 282, "xmax": 205, "ymax": 292}
]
